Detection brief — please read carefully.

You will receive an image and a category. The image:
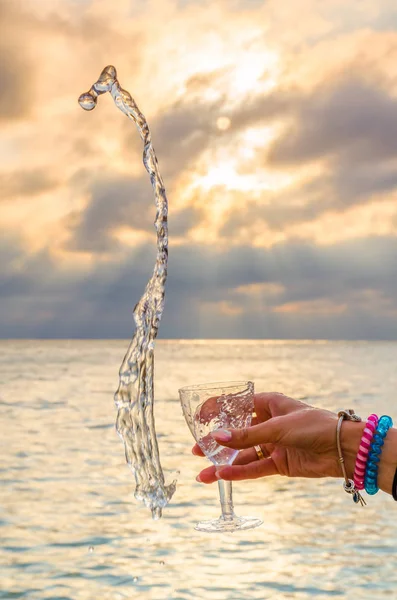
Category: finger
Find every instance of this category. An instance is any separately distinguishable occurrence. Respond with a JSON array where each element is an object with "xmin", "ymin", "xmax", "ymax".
[
  {"xmin": 232, "ymin": 445, "xmax": 271, "ymax": 466},
  {"xmin": 254, "ymin": 392, "xmax": 302, "ymax": 422},
  {"xmin": 194, "ymin": 450, "xmax": 259, "ymax": 484},
  {"xmin": 196, "ymin": 465, "xmax": 217, "ymax": 484},
  {"xmin": 211, "ymin": 418, "xmax": 283, "ymax": 450},
  {"xmin": 192, "ymin": 443, "xmax": 205, "ymax": 457},
  {"xmin": 193, "ymin": 394, "xmax": 293, "ymax": 454},
  {"xmin": 217, "ymin": 458, "xmax": 278, "ymax": 481},
  {"xmin": 196, "ymin": 445, "xmax": 272, "ymax": 483},
  {"xmin": 192, "ymin": 440, "xmax": 271, "ymax": 461}
]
